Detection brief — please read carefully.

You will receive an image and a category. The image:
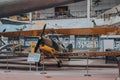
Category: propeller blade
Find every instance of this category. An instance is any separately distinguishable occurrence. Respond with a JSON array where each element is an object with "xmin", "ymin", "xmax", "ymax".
[
  {"xmin": 40, "ymin": 24, "xmax": 46, "ymax": 37},
  {"xmin": 34, "ymin": 38, "xmax": 41, "ymax": 52},
  {"xmin": 2, "ymin": 28, "xmax": 6, "ymax": 32},
  {"xmin": 34, "ymin": 24, "xmax": 46, "ymax": 52}
]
